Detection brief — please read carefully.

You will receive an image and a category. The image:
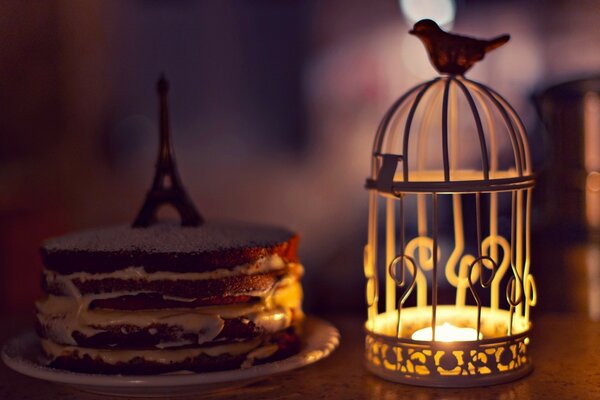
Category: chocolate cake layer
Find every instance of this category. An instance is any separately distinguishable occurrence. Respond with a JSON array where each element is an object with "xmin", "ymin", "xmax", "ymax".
[
  {"xmin": 43, "ymin": 330, "xmax": 301, "ymax": 375},
  {"xmin": 43, "ymin": 271, "xmax": 284, "ymax": 300},
  {"xmin": 41, "ymin": 221, "xmax": 299, "ymax": 274},
  {"xmin": 37, "ymin": 317, "xmax": 264, "ymax": 349},
  {"xmin": 89, "ymin": 293, "xmax": 258, "ymax": 310}
]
